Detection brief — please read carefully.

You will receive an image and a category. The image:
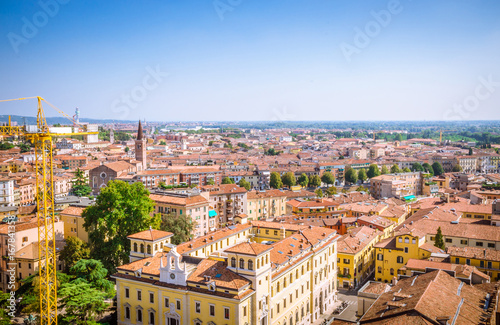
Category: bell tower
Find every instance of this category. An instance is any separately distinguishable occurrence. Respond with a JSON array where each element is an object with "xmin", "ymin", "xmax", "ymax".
[{"xmin": 135, "ymin": 120, "xmax": 147, "ymax": 170}]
